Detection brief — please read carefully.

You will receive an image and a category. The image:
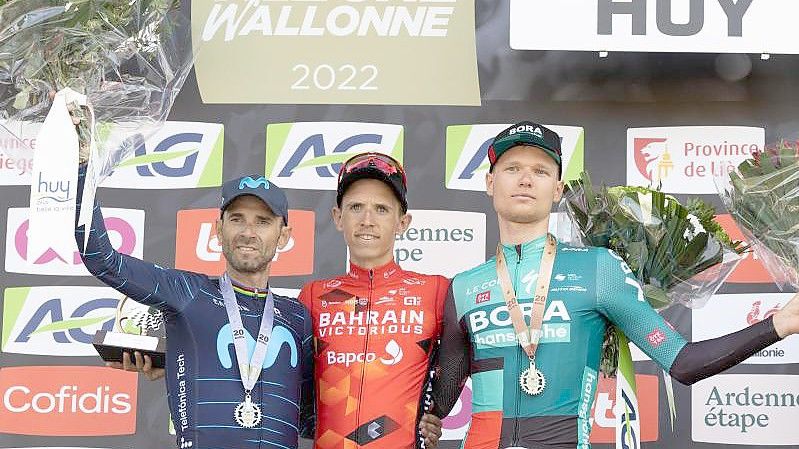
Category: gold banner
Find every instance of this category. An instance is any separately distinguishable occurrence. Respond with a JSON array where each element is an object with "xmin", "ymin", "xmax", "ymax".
[{"xmin": 191, "ymin": 0, "xmax": 480, "ymax": 105}]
